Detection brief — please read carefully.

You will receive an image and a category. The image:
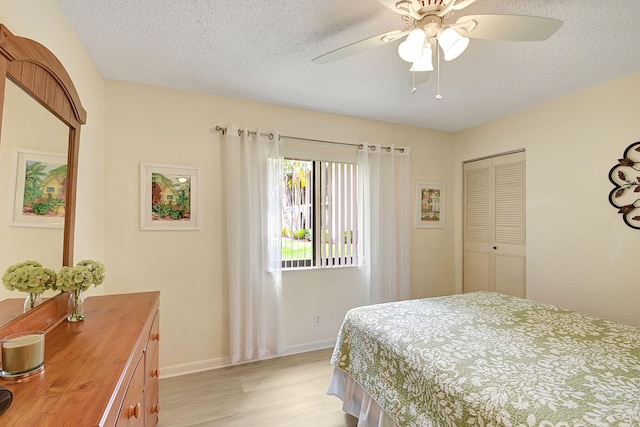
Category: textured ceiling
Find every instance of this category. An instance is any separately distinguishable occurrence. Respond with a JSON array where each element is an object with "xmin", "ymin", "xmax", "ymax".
[{"xmin": 55, "ymin": 0, "xmax": 640, "ymax": 132}]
